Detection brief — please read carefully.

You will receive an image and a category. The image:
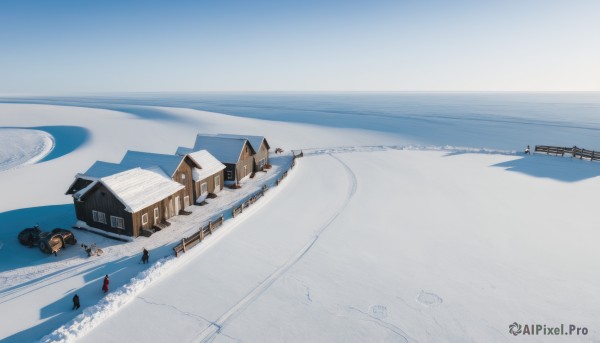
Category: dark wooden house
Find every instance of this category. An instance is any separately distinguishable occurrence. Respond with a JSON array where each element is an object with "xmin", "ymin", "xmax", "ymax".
[
  {"xmin": 182, "ymin": 134, "xmax": 257, "ymax": 185},
  {"xmin": 72, "ymin": 167, "xmax": 185, "ymax": 238}
]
